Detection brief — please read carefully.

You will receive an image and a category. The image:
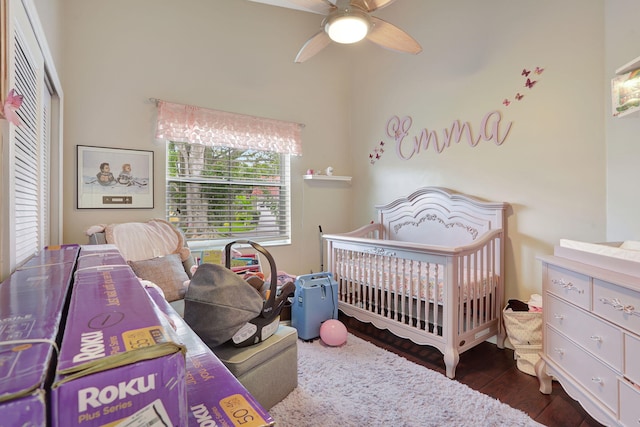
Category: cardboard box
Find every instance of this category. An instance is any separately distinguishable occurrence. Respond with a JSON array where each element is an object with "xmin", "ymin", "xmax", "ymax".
[
  {"xmin": 76, "ymin": 245, "xmax": 127, "ymax": 271},
  {"xmin": 0, "ymin": 392, "xmax": 47, "ymax": 427},
  {"xmin": 78, "ymin": 244, "xmax": 119, "ymax": 254},
  {"xmin": 0, "ymin": 245, "xmax": 79, "ymax": 426},
  {"xmin": 18, "ymin": 244, "xmax": 81, "ymax": 268},
  {"xmin": 146, "ymin": 287, "xmax": 275, "ymax": 427},
  {"xmin": 51, "ymin": 263, "xmax": 187, "ymax": 427}
]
